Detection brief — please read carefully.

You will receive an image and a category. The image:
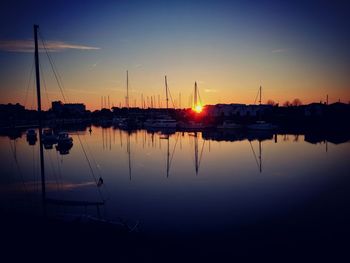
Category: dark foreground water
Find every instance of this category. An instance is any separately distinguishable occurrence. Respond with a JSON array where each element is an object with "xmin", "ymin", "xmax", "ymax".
[{"xmin": 1, "ymin": 127, "xmax": 349, "ymax": 261}]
